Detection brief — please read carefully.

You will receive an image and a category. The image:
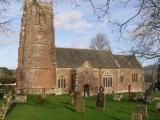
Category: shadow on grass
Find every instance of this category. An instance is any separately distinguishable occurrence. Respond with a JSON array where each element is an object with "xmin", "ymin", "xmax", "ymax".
[
  {"xmin": 63, "ymin": 105, "xmax": 75, "ymax": 112},
  {"xmin": 59, "ymin": 101, "xmax": 75, "ymax": 112},
  {"xmin": 110, "ymin": 116, "xmax": 121, "ymax": 120},
  {"xmin": 86, "ymin": 105, "xmax": 95, "ymax": 109},
  {"xmin": 117, "ymin": 110, "xmax": 130, "ymax": 115},
  {"xmin": 59, "ymin": 101, "xmax": 71, "ymax": 105}
]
